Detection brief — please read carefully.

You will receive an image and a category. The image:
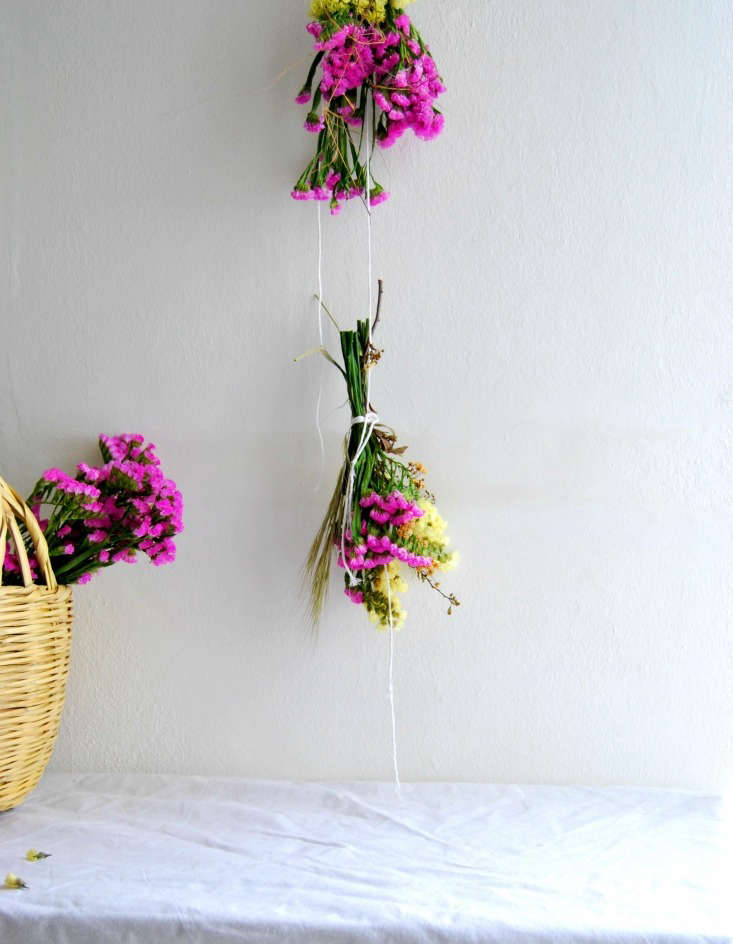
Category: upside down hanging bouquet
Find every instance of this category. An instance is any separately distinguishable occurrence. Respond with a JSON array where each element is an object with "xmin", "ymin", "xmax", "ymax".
[
  {"xmin": 292, "ymin": 0, "xmax": 445, "ymax": 213},
  {"xmin": 304, "ymin": 299, "xmax": 459, "ymax": 630}
]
